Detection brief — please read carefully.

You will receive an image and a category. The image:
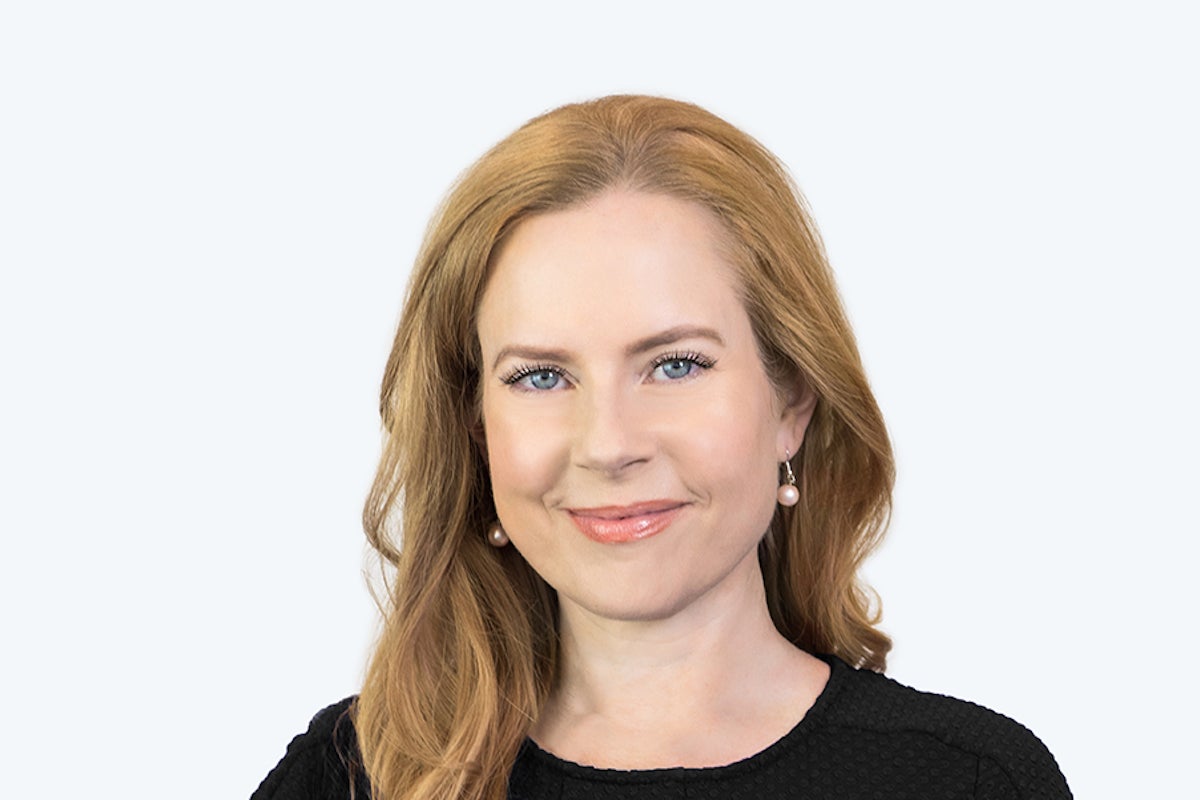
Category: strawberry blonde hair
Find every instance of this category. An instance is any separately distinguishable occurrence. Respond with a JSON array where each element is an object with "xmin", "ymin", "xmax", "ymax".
[{"xmin": 356, "ymin": 95, "xmax": 893, "ymax": 800}]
